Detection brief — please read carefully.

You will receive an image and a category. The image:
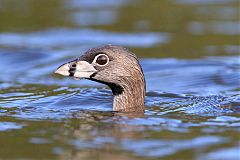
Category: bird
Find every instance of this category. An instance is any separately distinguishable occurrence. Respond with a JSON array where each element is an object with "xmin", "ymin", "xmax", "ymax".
[{"xmin": 55, "ymin": 44, "xmax": 146, "ymax": 113}]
